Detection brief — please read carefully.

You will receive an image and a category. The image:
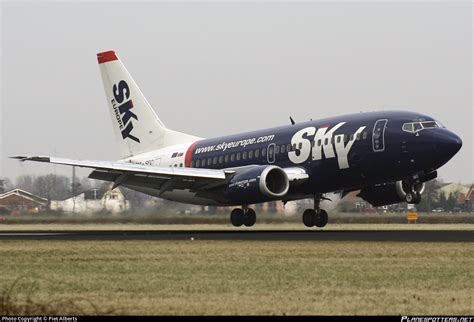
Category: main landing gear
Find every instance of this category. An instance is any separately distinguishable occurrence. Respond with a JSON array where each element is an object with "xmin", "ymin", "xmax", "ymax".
[
  {"xmin": 302, "ymin": 195, "xmax": 328, "ymax": 228},
  {"xmin": 230, "ymin": 207, "xmax": 256, "ymax": 227}
]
